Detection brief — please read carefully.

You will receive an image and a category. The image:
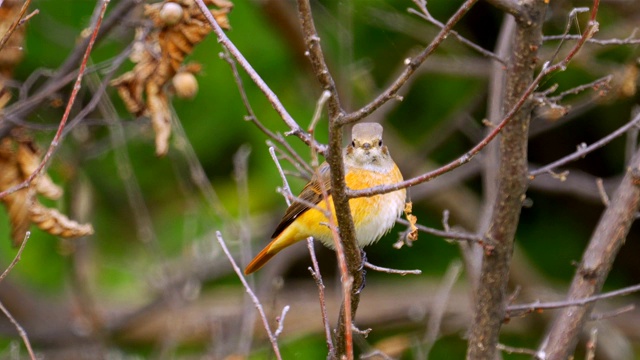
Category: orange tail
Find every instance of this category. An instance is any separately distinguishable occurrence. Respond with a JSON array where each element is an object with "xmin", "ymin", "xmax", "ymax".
[
  {"xmin": 245, "ymin": 219, "xmax": 305, "ymax": 274},
  {"xmin": 244, "ymin": 241, "xmax": 279, "ymax": 274}
]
